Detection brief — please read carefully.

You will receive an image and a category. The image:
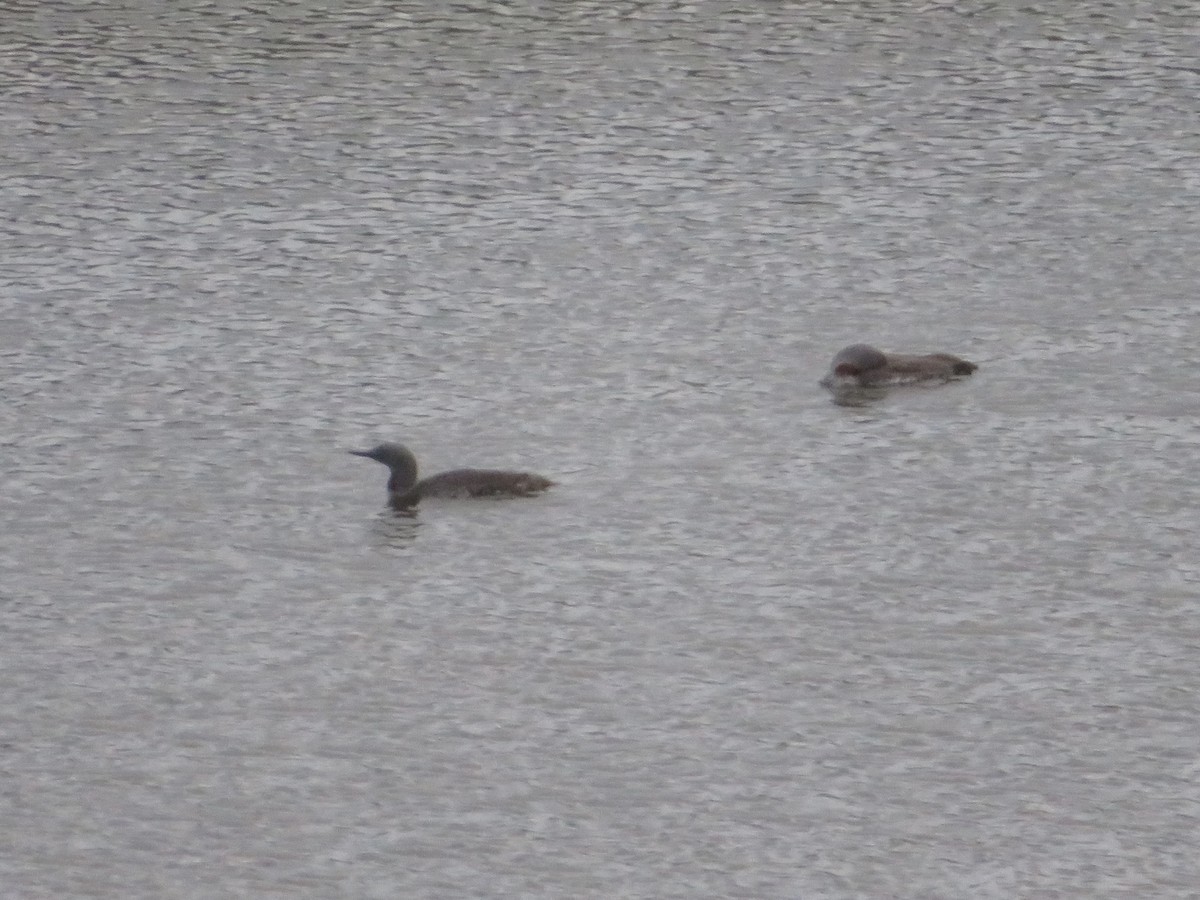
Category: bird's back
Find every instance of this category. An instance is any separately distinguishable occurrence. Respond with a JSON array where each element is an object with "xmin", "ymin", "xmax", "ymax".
[{"xmin": 415, "ymin": 468, "xmax": 555, "ymax": 500}]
